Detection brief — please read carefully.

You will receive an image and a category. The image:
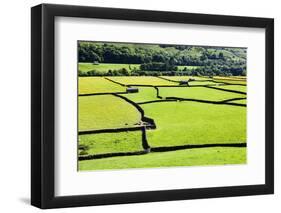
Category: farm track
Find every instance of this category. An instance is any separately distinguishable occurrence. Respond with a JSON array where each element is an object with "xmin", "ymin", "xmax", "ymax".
[{"xmin": 79, "ymin": 76, "xmax": 247, "ymax": 160}]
